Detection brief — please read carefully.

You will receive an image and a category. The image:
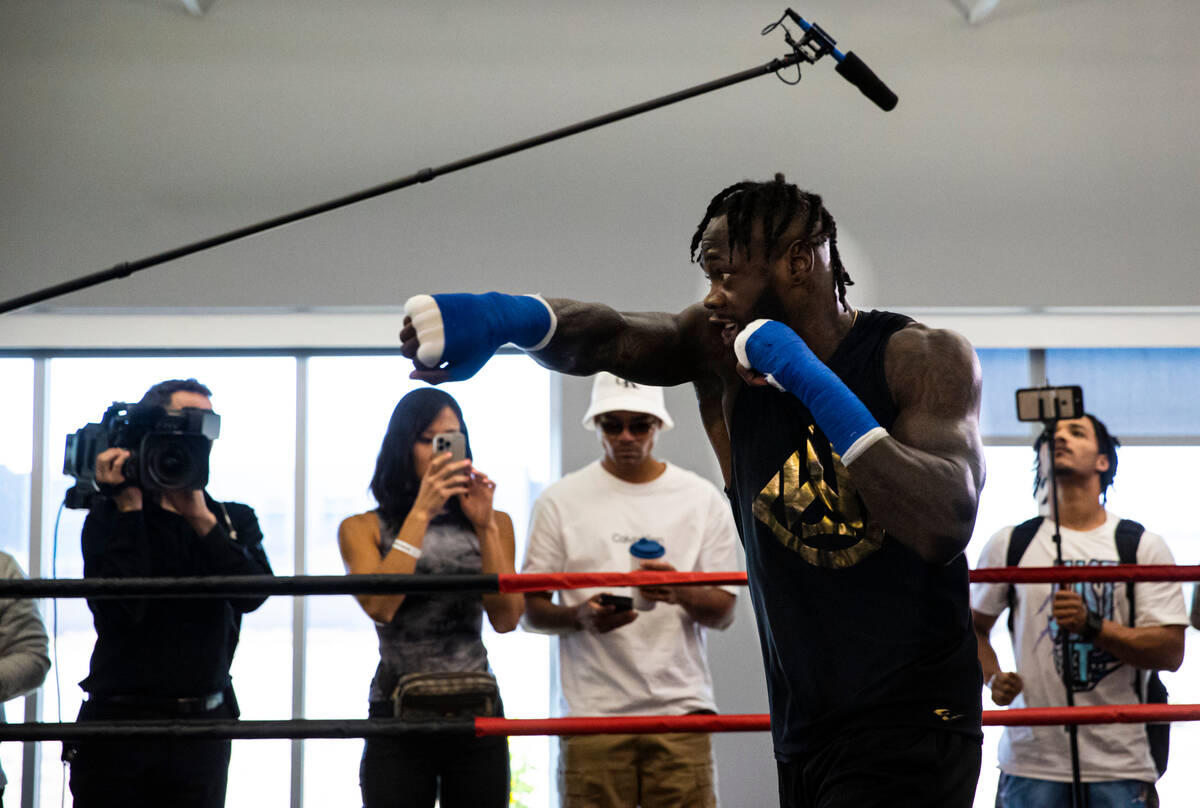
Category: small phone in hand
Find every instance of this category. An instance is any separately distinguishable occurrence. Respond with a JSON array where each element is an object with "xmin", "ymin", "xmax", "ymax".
[
  {"xmin": 597, "ymin": 593, "xmax": 634, "ymax": 612},
  {"xmin": 432, "ymin": 432, "xmax": 466, "ymax": 463}
]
